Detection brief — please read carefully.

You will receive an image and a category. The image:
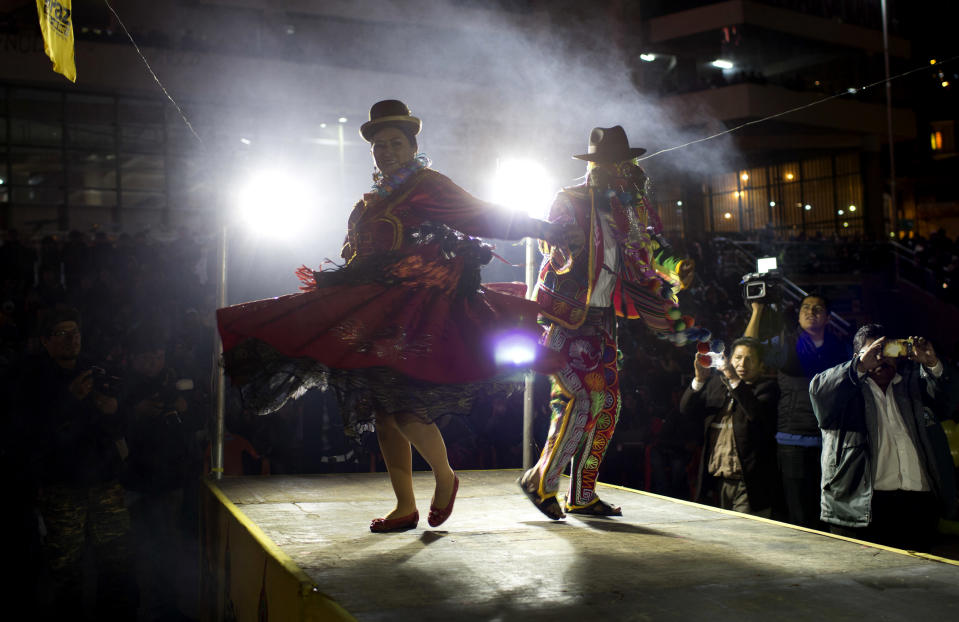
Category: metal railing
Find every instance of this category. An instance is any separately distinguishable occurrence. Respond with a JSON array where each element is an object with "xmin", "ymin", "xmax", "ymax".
[
  {"xmin": 888, "ymin": 240, "xmax": 941, "ymax": 292},
  {"xmin": 712, "ymin": 237, "xmax": 854, "ymax": 338}
]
